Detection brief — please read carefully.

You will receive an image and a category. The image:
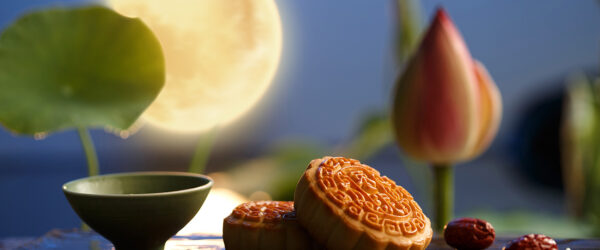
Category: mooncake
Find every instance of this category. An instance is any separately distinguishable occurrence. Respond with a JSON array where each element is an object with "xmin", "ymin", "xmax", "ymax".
[
  {"xmin": 294, "ymin": 156, "xmax": 433, "ymax": 250},
  {"xmin": 223, "ymin": 201, "xmax": 318, "ymax": 250}
]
